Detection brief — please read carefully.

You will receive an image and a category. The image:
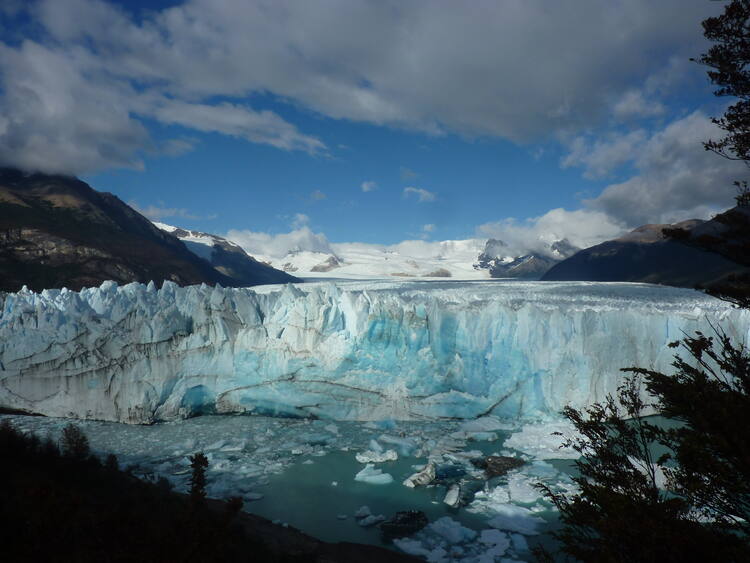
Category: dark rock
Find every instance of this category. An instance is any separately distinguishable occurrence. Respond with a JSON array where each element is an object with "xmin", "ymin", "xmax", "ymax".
[
  {"xmin": 310, "ymin": 255, "xmax": 342, "ymax": 272},
  {"xmin": 542, "ymin": 210, "xmax": 750, "ymax": 288},
  {"xmin": 380, "ymin": 510, "xmax": 429, "ymax": 540},
  {"xmin": 0, "ymin": 168, "xmax": 298, "ymax": 291},
  {"xmin": 472, "ymin": 455, "xmax": 525, "ymax": 478}
]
